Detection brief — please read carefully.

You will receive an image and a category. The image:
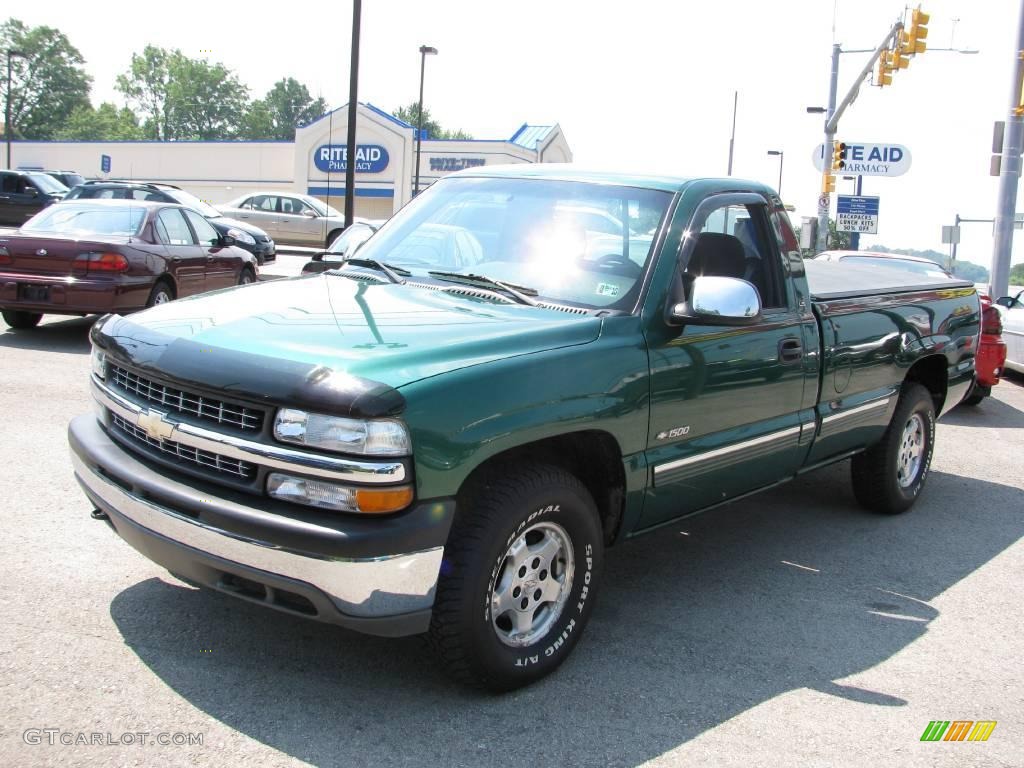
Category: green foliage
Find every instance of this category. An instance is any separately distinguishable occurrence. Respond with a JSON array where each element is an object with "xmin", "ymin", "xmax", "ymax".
[
  {"xmin": 1008, "ymin": 262, "xmax": 1024, "ymax": 285},
  {"xmin": 827, "ymin": 218, "xmax": 852, "ymax": 250},
  {"xmin": 55, "ymin": 102, "xmax": 143, "ymax": 141},
  {"xmin": 241, "ymin": 78, "xmax": 326, "ymax": 141},
  {"xmin": 393, "ymin": 103, "xmax": 471, "ymax": 140},
  {"xmin": 1, "ymin": 18, "xmax": 91, "ymax": 140},
  {"xmin": 118, "ymin": 48, "xmax": 250, "ymax": 140},
  {"xmin": 868, "ymin": 245, "xmax": 990, "ymax": 282}
]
